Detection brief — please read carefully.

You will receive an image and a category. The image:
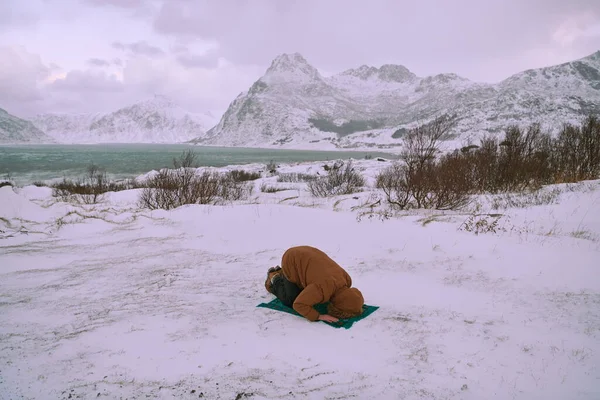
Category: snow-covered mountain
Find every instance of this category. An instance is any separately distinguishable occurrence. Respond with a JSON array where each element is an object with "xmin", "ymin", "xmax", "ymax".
[
  {"xmin": 192, "ymin": 51, "xmax": 600, "ymax": 150},
  {"xmin": 0, "ymin": 108, "xmax": 55, "ymax": 144},
  {"xmin": 33, "ymin": 95, "xmax": 216, "ymax": 144}
]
